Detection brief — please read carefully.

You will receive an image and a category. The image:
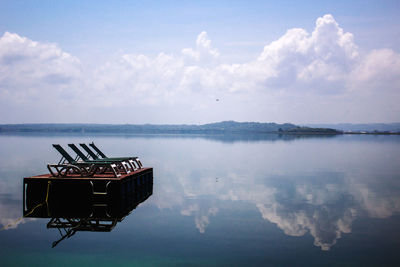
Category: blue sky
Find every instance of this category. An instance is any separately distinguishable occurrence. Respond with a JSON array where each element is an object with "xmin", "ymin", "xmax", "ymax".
[
  {"xmin": 2, "ymin": 1, "xmax": 398, "ymax": 58},
  {"xmin": 0, "ymin": 1, "xmax": 399, "ymax": 123}
]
